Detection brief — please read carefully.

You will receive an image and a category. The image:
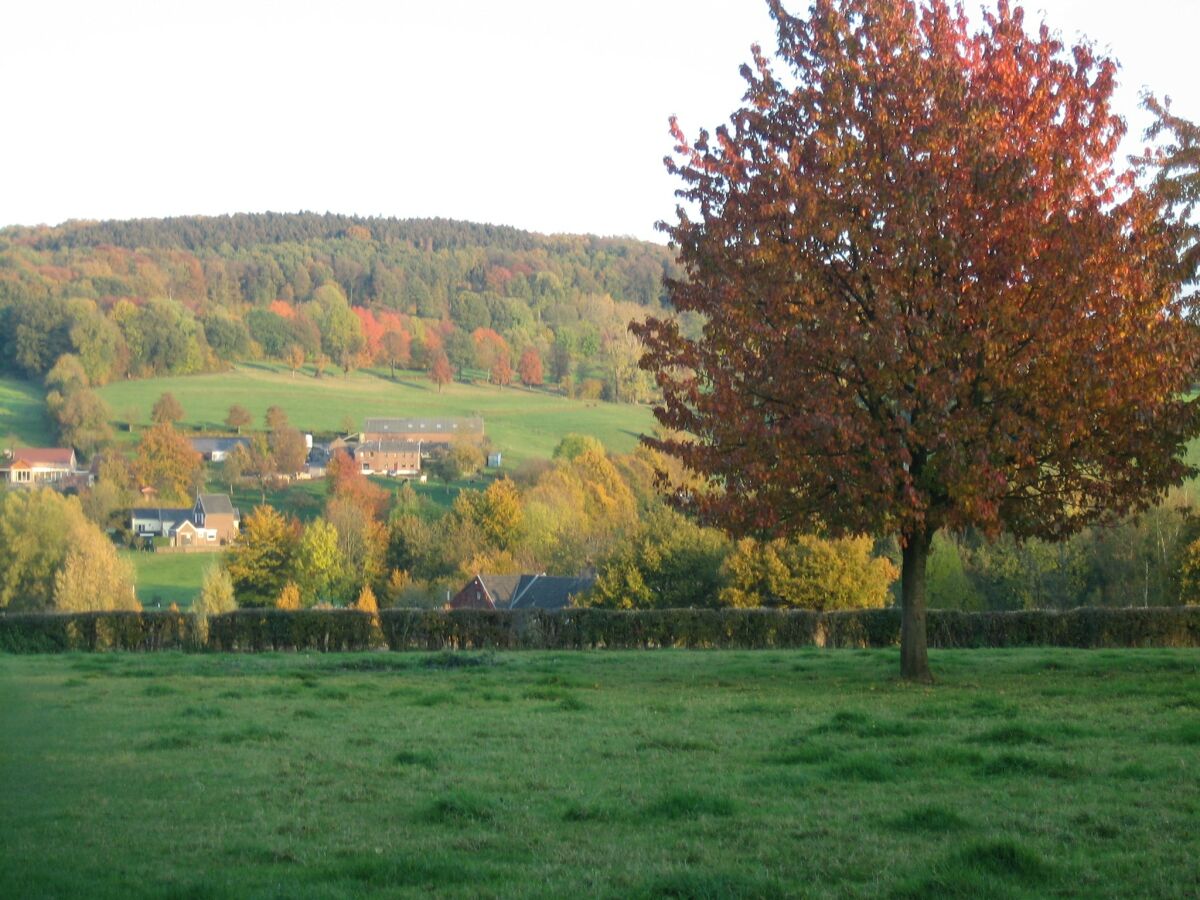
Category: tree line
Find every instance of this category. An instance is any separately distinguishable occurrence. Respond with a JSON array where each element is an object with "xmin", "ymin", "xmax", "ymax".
[{"xmin": 0, "ymin": 213, "xmax": 680, "ymax": 404}]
